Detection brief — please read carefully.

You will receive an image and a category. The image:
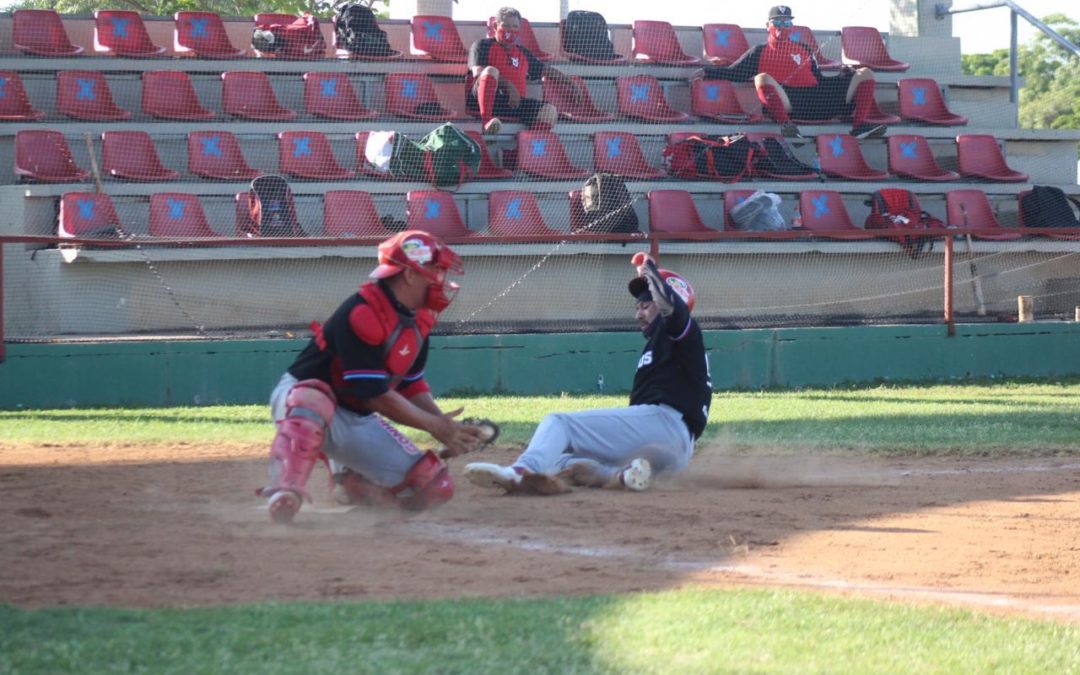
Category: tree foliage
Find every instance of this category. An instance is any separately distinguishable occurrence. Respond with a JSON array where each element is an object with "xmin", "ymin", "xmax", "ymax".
[{"xmin": 961, "ymin": 13, "xmax": 1080, "ymax": 131}]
